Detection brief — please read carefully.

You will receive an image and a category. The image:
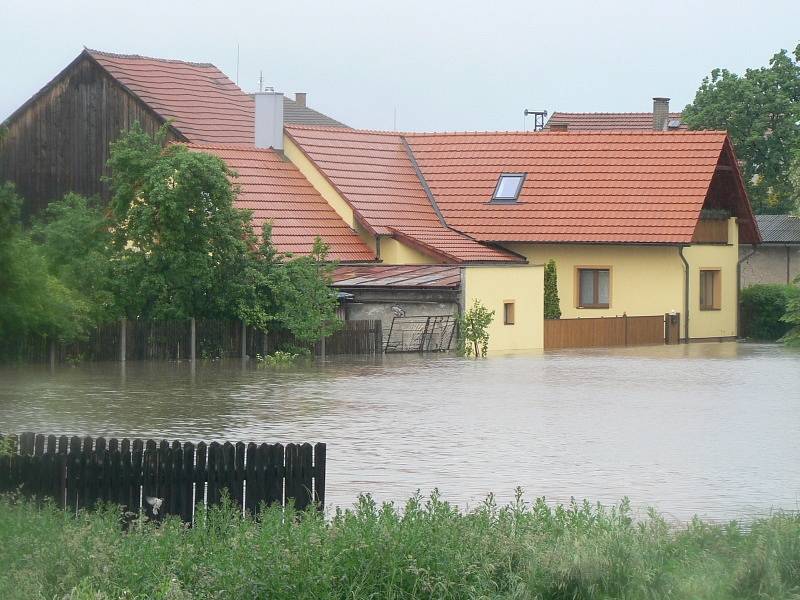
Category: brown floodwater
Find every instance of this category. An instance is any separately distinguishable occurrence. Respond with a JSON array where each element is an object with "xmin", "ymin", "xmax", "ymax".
[{"xmin": 0, "ymin": 342, "xmax": 798, "ymax": 521}]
